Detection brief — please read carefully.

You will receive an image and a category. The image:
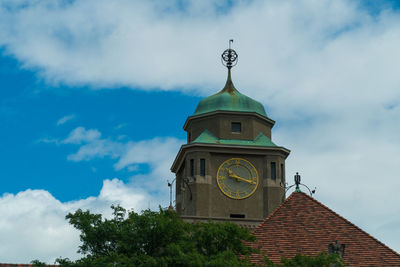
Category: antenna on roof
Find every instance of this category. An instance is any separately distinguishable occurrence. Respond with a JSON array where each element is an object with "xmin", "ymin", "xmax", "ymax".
[
  {"xmin": 221, "ymin": 39, "xmax": 238, "ymax": 69},
  {"xmin": 282, "ymin": 172, "xmax": 316, "ymax": 196}
]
